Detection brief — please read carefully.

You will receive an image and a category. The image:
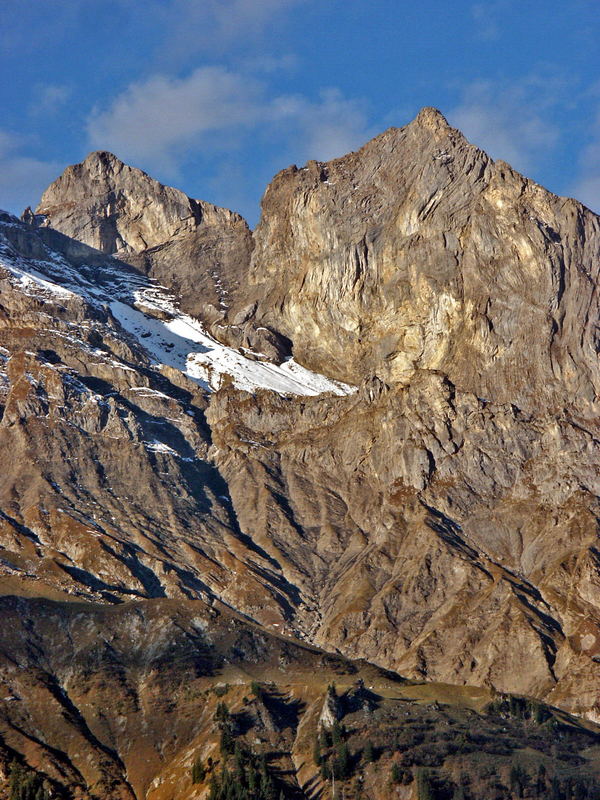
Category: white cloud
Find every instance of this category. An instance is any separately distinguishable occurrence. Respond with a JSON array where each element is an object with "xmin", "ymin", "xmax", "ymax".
[
  {"xmin": 570, "ymin": 111, "xmax": 600, "ymax": 213},
  {"xmin": 87, "ymin": 67, "xmax": 265, "ymax": 171},
  {"xmin": 86, "ymin": 67, "xmax": 371, "ymax": 176},
  {"xmin": 271, "ymin": 89, "xmax": 371, "ymax": 162},
  {"xmin": 151, "ymin": 0, "xmax": 308, "ymax": 65},
  {"xmin": 239, "ymin": 53, "xmax": 299, "ymax": 75},
  {"xmin": 448, "ymin": 79, "xmax": 559, "ymax": 174},
  {"xmin": 30, "ymin": 84, "xmax": 71, "ymax": 116},
  {"xmin": 181, "ymin": 0, "xmax": 304, "ymax": 44},
  {"xmin": 0, "ymin": 131, "xmax": 63, "ymax": 214}
]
